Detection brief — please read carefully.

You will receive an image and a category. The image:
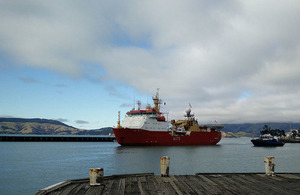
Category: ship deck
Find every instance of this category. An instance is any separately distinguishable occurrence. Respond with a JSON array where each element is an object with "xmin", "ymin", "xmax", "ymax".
[{"xmin": 36, "ymin": 173, "xmax": 300, "ymax": 195}]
